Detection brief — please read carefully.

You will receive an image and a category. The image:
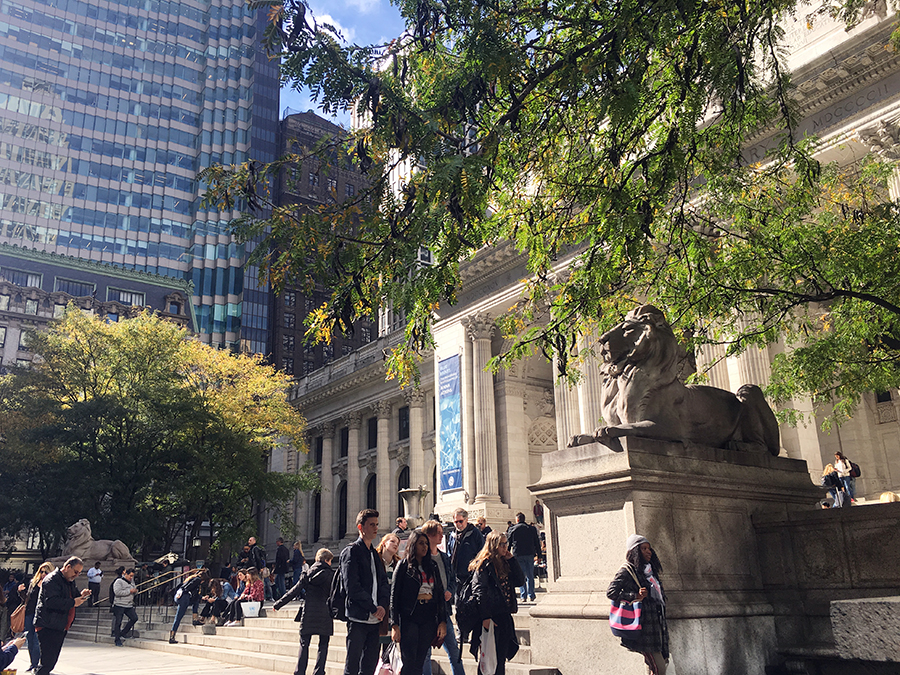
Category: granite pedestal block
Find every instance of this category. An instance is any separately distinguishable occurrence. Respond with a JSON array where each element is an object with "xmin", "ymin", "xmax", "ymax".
[
  {"xmin": 528, "ymin": 437, "xmax": 822, "ymax": 675},
  {"xmin": 832, "ymin": 596, "xmax": 900, "ymax": 662}
]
